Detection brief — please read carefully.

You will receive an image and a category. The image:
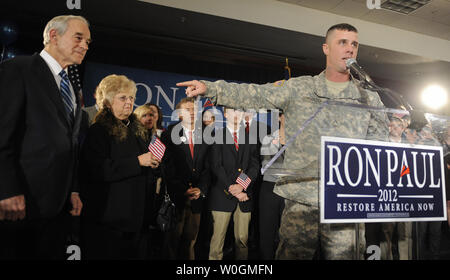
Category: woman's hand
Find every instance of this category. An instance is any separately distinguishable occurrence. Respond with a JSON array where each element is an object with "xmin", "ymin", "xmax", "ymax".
[{"xmin": 138, "ymin": 152, "xmax": 161, "ymax": 168}]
